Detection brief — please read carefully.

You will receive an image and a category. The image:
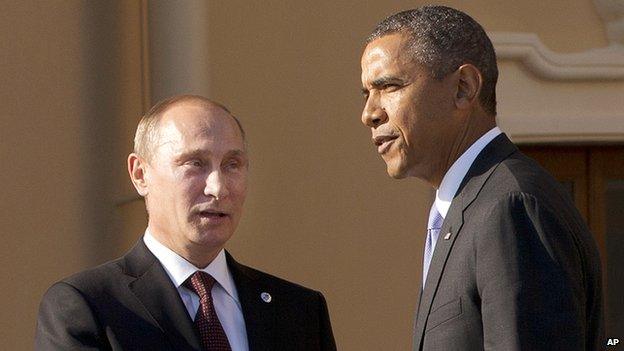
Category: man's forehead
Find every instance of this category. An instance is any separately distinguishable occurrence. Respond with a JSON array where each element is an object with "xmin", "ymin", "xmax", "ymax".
[
  {"xmin": 157, "ymin": 104, "xmax": 242, "ymax": 144},
  {"xmin": 164, "ymin": 102, "xmax": 234, "ymax": 128},
  {"xmin": 364, "ymin": 33, "xmax": 411, "ymax": 59},
  {"xmin": 362, "ymin": 33, "xmax": 415, "ymax": 77}
]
